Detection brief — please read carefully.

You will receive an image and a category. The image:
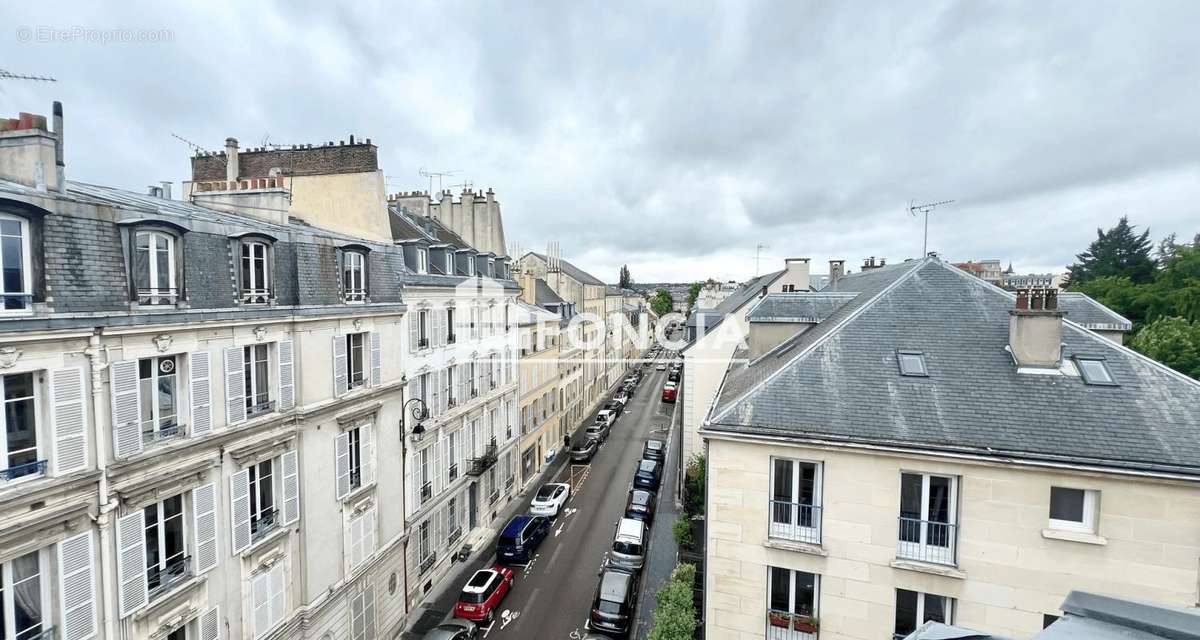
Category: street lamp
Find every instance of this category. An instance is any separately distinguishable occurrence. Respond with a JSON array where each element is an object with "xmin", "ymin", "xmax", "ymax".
[{"xmin": 402, "ymin": 397, "xmax": 429, "ymax": 443}]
